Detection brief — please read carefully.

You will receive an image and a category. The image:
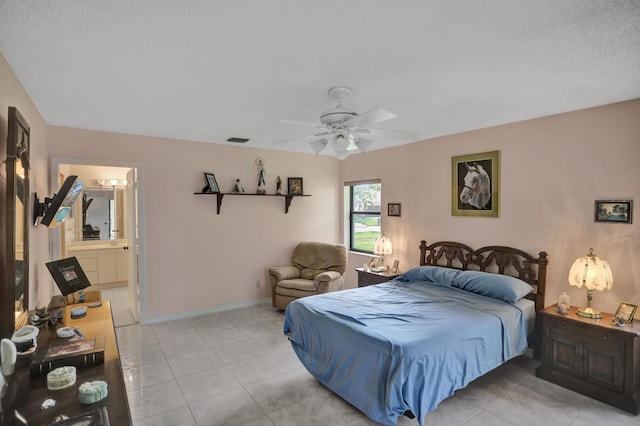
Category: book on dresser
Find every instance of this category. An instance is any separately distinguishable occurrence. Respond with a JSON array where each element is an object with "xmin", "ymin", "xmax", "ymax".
[{"xmin": 30, "ymin": 337, "xmax": 105, "ymax": 377}]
